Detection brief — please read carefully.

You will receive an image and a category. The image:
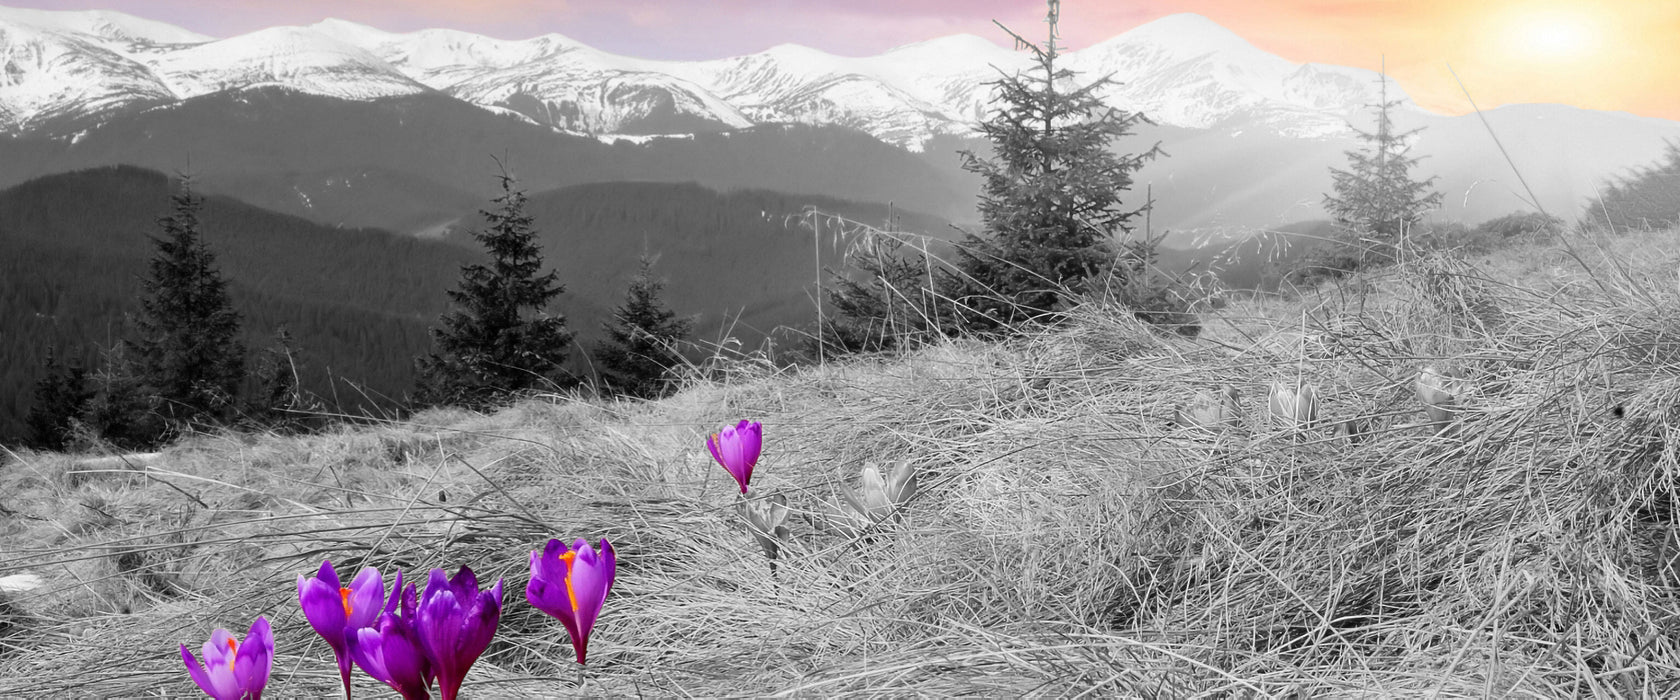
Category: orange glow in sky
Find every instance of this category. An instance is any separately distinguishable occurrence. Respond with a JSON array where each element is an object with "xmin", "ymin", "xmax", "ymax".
[{"xmin": 1114, "ymin": 0, "xmax": 1680, "ymax": 120}]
